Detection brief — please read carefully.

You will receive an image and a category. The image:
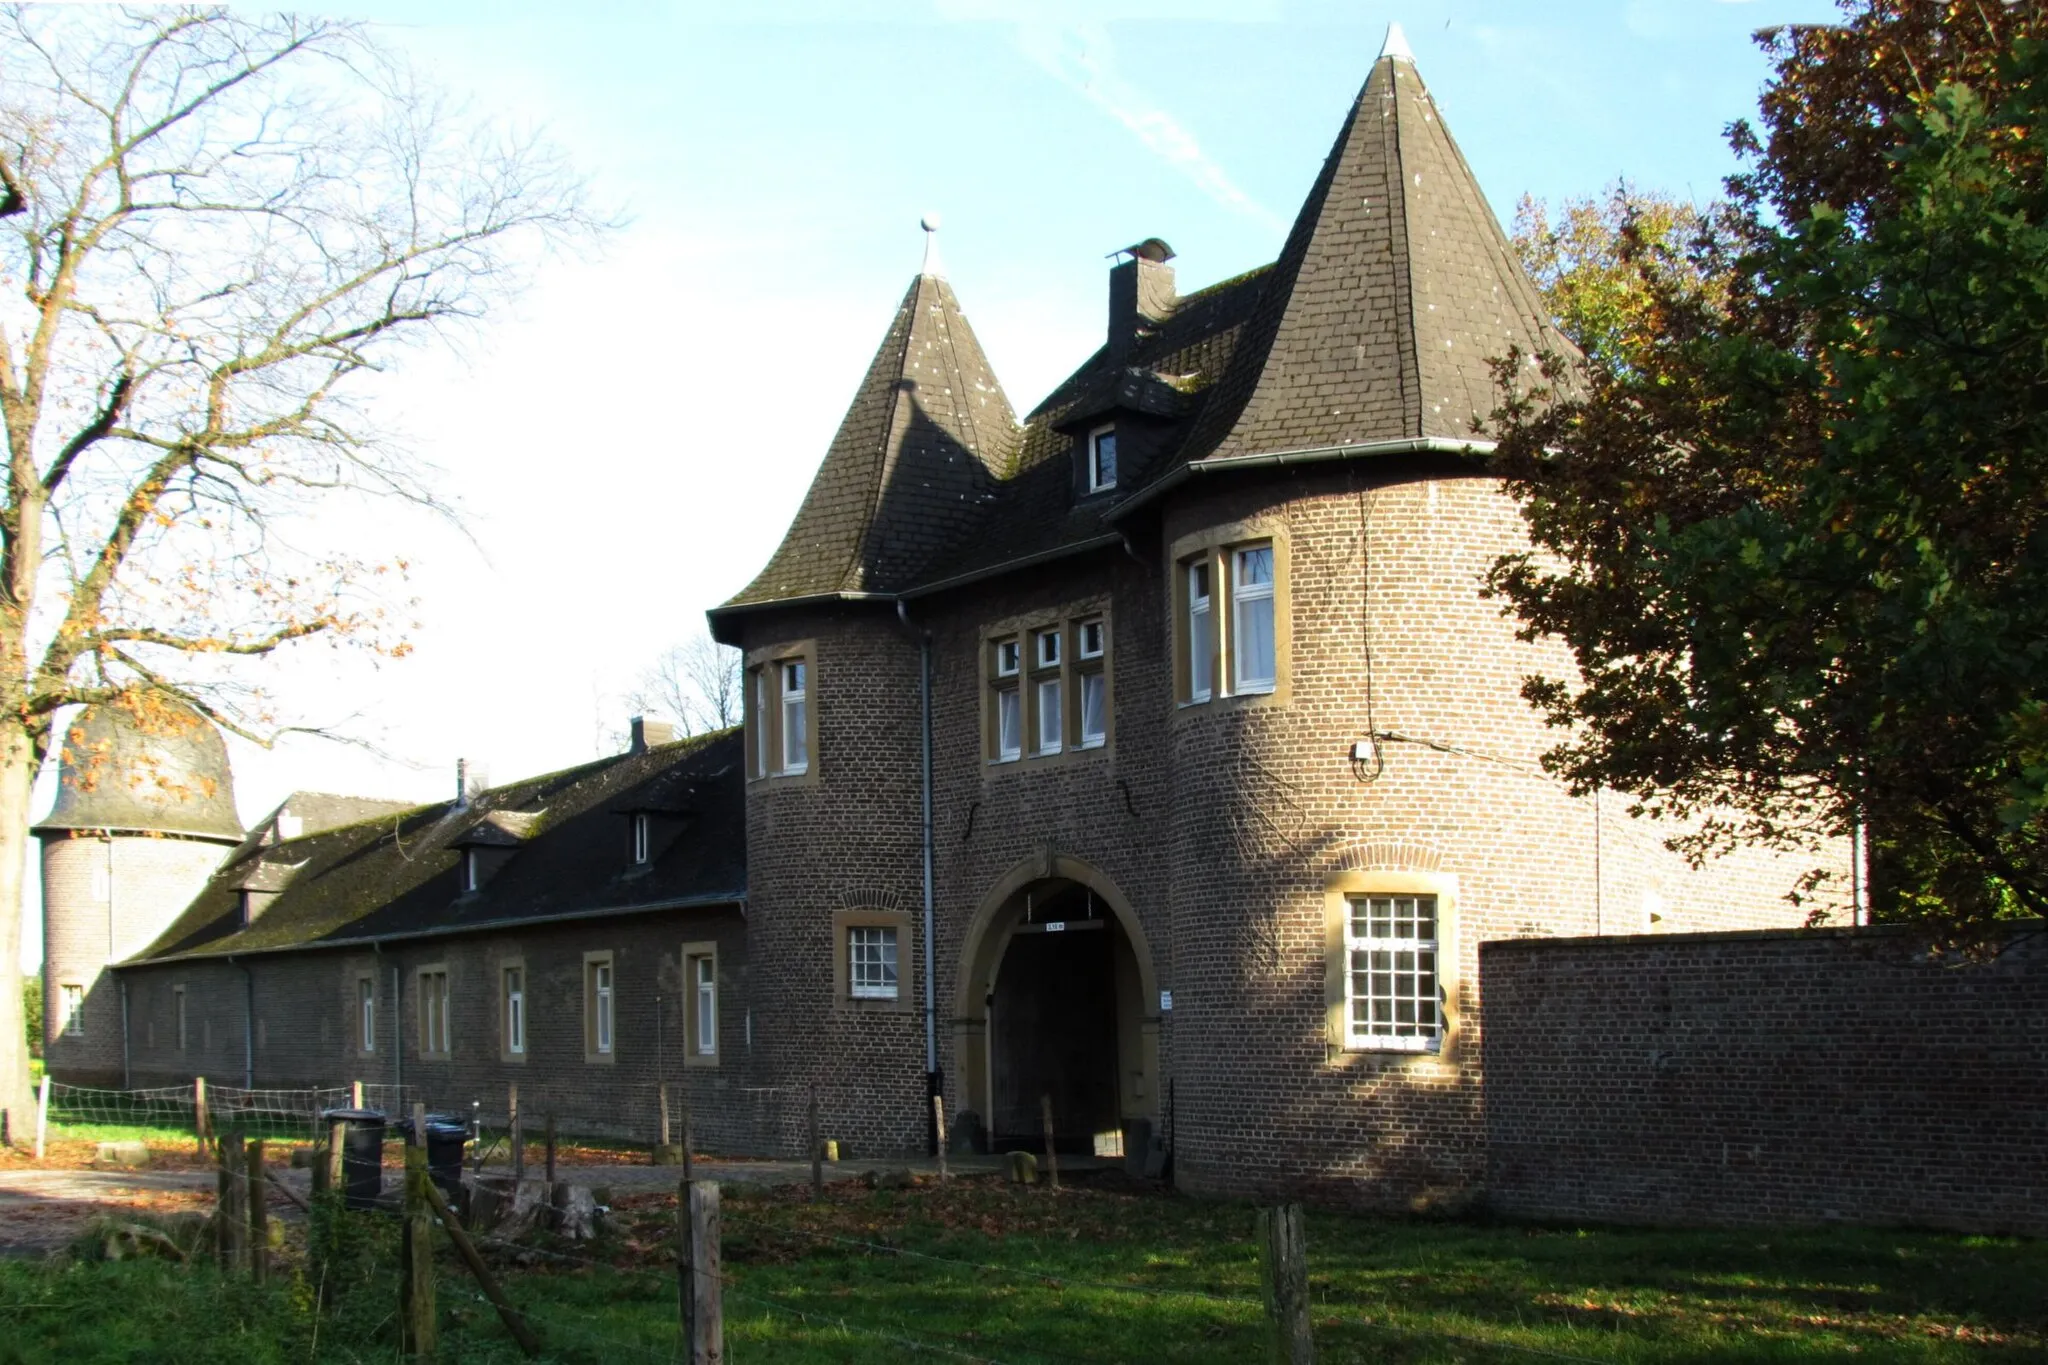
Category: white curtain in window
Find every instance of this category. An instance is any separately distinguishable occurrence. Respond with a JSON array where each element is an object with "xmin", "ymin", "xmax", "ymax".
[
  {"xmin": 997, "ymin": 687, "xmax": 1022, "ymax": 760},
  {"xmin": 1036, "ymin": 677, "xmax": 1063, "ymax": 753},
  {"xmin": 1233, "ymin": 546, "xmax": 1275, "ymax": 691},
  {"xmin": 1188, "ymin": 561, "xmax": 1212, "ymax": 700},
  {"xmin": 781, "ymin": 662, "xmax": 808, "ymax": 772},
  {"xmin": 595, "ymin": 964, "xmax": 614, "ymax": 1053},
  {"xmin": 1080, "ymin": 672, "xmax": 1106, "ymax": 746},
  {"xmin": 695, "ymin": 957, "xmax": 716, "ymax": 1055}
]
